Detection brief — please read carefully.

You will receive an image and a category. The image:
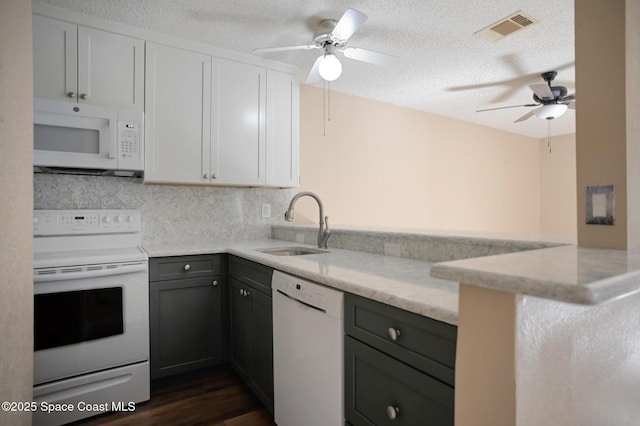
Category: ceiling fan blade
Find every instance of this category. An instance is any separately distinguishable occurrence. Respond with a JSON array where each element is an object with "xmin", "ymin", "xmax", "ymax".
[
  {"xmin": 514, "ymin": 110, "xmax": 536, "ymax": 123},
  {"xmin": 305, "ymin": 55, "xmax": 323, "ymax": 83},
  {"xmin": 342, "ymin": 47, "xmax": 398, "ymax": 66},
  {"xmin": 529, "ymin": 83, "xmax": 554, "ymax": 100},
  {"xmin": 476, "ymin": 103, "xmax": 538, "ymax": 113},
  {"xmin": 254, "ymin": 44, "xmax": 319, "ymax": 53},
  {"xmin": 330, "ymin": 8, "xmax": 367, "ymax": 42},
  {"xmin": 561, "ymin": 93, "xmax": 575, "ymax": 102}
]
